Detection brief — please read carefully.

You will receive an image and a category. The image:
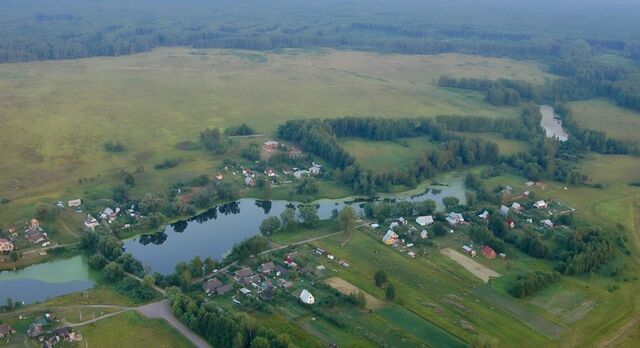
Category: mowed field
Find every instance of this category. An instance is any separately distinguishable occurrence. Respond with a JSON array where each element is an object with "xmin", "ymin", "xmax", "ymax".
[
  {"xmin": 0, "ymin": 48, "xmax": 551, "ymax": 223},
  {"xmin": 338, "ymin": 137, "xmax": 433, "ymax": 172},
  {"xmin": 569, "ymin": 98, "xmax": 640, "ymax": 141}
]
